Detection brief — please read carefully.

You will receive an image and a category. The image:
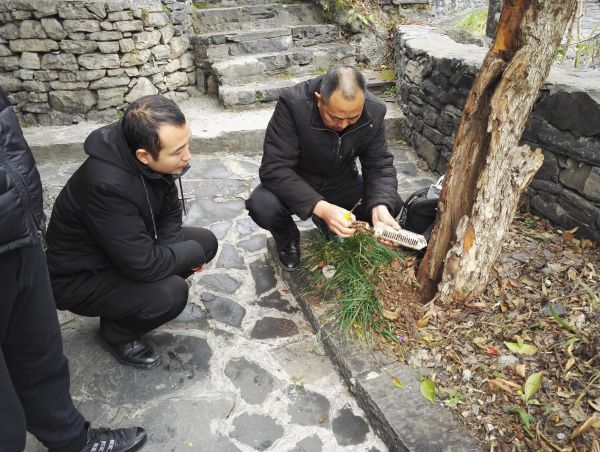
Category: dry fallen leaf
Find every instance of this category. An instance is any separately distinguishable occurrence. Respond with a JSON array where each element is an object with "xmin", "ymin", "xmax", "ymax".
[
  {"xmin": 570, "ymin": 415, "xmax": 598, "ymax": 440},
  {"xmin": 515, "ymin": 364, "xmax": 527, "ymax": 378},
  {"xmin": 488, "ymin": 378, "xmax": 520, "ymax": 393},
  {"xmin": 416, "ymin": 317, "xmax": 428, "ymax": 328},
  {"xmin": 381, "ymin": 309, "xmax": 399, "ymax": 320},
  {"xmin": 564, "ymin": 356, "xmax": 576, "ymax": 373}
]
